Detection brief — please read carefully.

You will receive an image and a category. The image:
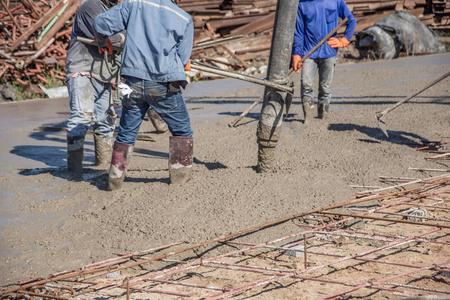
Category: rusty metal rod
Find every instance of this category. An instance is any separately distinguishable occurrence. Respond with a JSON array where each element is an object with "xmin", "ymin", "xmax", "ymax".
[
  {"xmin": 349, "ymin": 207, "xmax": 450, "ymax": 222},
  {"xmin": 1, "ymin": 1, "xmax": 24, "ymax": 35},
  {"xmin": 401, "ymin": 202, "xmax": 450, "ymax": 210},
  {"xmin": 142, "ymin": 278, "xmax": 224, "ymax": 292},
  {"xmin": 409, "ymin": 167, "xmax": 450, "ymax": 172},
  {"xmin": 16, "ymin": 290, "xmax": 69, "ymax": 300},
  {"xmin": 224, "ymin": 240, "xmax": 447, "ymax": 271},
  {"xmin": 320, "ymin": 211, "xmax": 450, "ymax": 228},
  {"xmin": 383, "ymin": 282, "xmax": 450, "ymax": 294},
  {"xmin": 295, "ymin": 224, "xmax": 450, "ymax": 246},
  {"xmin": 191, "ymin": 35, "xmax": 247, "ymax": 51},
  {"xmin": 191, "ymin": 62, "xmax": 294, "ymax": 93},
  {"xmin": 303, "ymin": 234, "xmax": 307, "ymax": 269},
  {"xmin": 198, "ymin": 261, "xmax": 422, "ymax": 297},
  {"xmin": 318, "ymin": 259, "xmax": 450, "ymax": 300},
  {"xmin": 1, "ymin": 242, "xmax": 184, "ymax": 296},
  {"xmin": 76, "ymin": 36, "xmax": 123, "ymax": 53},
  {"xmin": 351, "ymin": 174, "xmax": 450, "ymax": 198},
  {"xmin": 128, "ymin": 285, "xmax": 193, "ymax": 297}
]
